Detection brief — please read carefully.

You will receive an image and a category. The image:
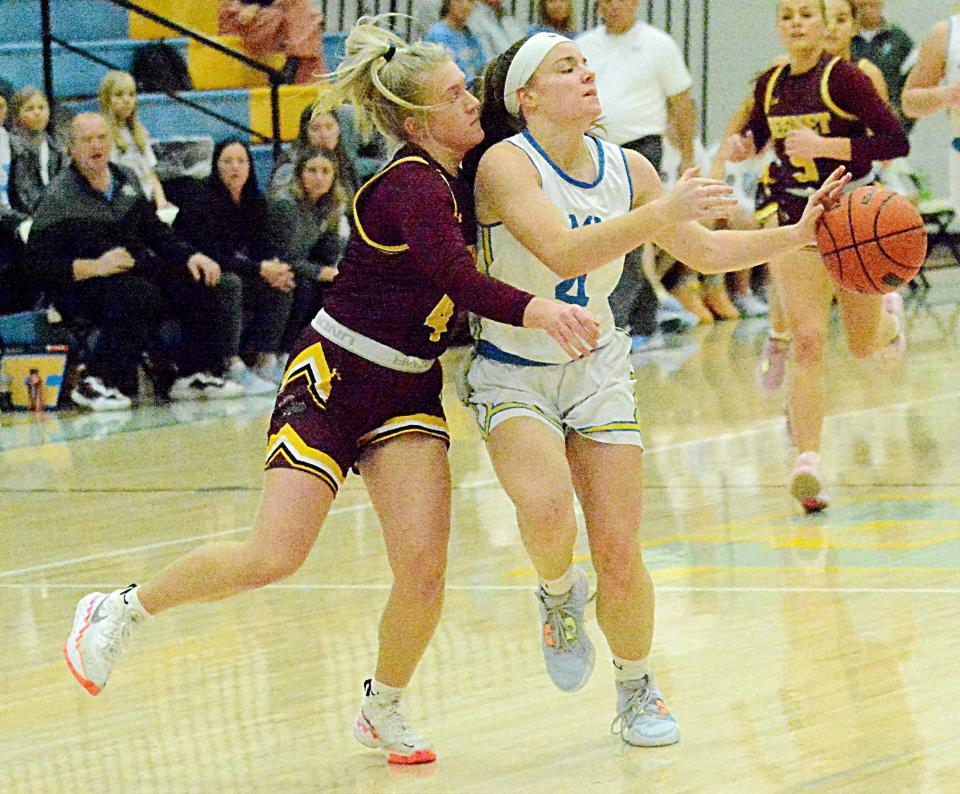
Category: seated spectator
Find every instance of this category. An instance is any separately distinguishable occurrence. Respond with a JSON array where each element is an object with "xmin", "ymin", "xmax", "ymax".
[
  {"xmin": 173, "ymin": 138, "xmax": 294, "ymax": 392},
  {"xmin": 425, "ymin": 0, "xmax": 487, "ymax": 88},
  {"xmin": 99, "ymin": 71, "xmax": 170, "ymax": 208},
  {"xmin": 468, "ymin": 0, "xmax": 525, "ymax": 61},
  {"xmin": 0, "ymin": 90, "xmax": 16, "ymax": 311},
  {"xmin": 5, "ymin": 87, "xmax": 68, "ymax": 239},
  {"xmin": 28, "ymin": 113, "xmax": 244, "ymax": 410},
  {"xmin": 268, "ymin": 150, "xmax": 344, "ymax": 348},
  {"xmin": 528, "ymin": 0, "xmax": 576, "ymax": 35},
  {"xmin": 218, "ymin": 0, "xmax": 327, "ymax": 85},
  {"xmin": 268, "ymin": 106, "xmax": 361, "ymax": 207}
]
